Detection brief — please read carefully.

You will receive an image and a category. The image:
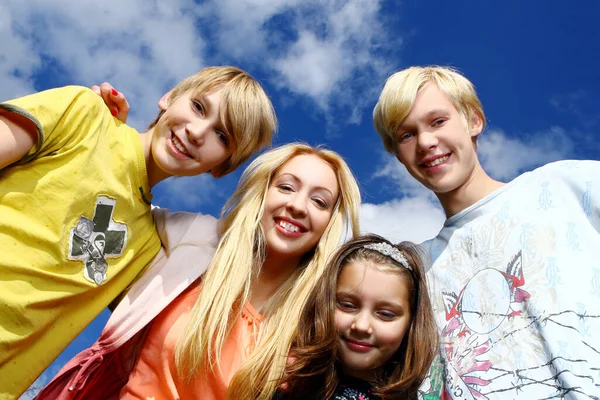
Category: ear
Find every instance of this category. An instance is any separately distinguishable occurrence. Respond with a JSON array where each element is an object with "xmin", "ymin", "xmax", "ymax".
[
  {"xmin": 469, "ymin": 113, "xmax": 484, "ymax": 138},
  {"xmin": 158, "ymin": 90, "xmax": 173, "ymax": 111}
]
